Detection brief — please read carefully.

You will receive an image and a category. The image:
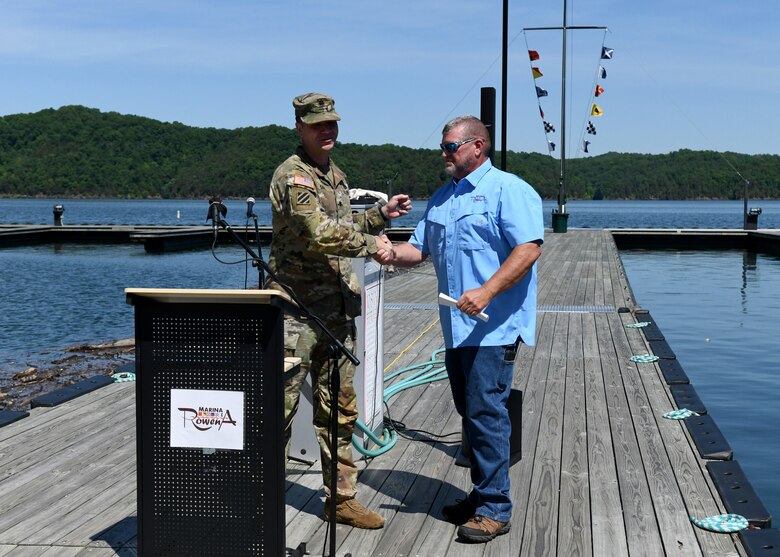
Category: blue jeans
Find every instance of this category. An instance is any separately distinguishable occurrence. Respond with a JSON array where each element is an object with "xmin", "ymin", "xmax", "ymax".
[{"xmin": 445, "ymin": 342, "xmax": 516, "ymax": 522}]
